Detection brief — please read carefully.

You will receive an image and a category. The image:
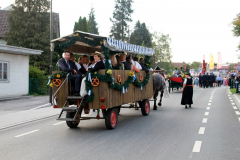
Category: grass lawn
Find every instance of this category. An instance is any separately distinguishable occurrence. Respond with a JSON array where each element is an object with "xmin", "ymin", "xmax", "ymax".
[{"xmin": 230, "ymin": 88, "xmax": 236, "ymax": 94}]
